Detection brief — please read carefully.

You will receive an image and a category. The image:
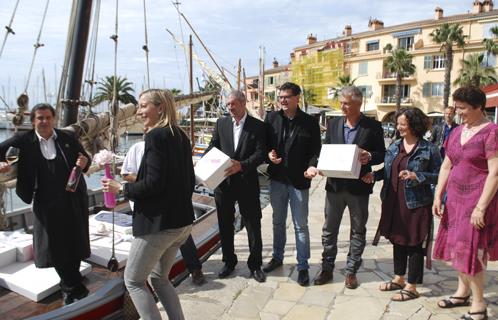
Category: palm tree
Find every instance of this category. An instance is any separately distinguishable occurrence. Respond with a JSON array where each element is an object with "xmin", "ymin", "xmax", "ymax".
[
  {"xmin": 92, "ymin": 76, "xmax": 137, "ymax": 108},
  {"xmin": 384, "ymin": 48, "xmax": 416, "ymax": 111},
  {"xmin": 430, "ymin": 23, "xmax": 466, "ymax": 108},
  {"xmin": 454, "ymin": 53, "xmax": 497, "ymax": 87},
  {"xmin": 328, "ymin": 75, "xmax": 357, "ymax": 99},
  {"xmin": 169, "ymin": 88, "xmax": 182, "ymax": 96},
  {"xmin": 482, "ymin": 25, "xmax": 498, "ymax": 66},
  {"xmin": 302, "ymin": 87, "xmax": 316, "ymax": 112}
]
